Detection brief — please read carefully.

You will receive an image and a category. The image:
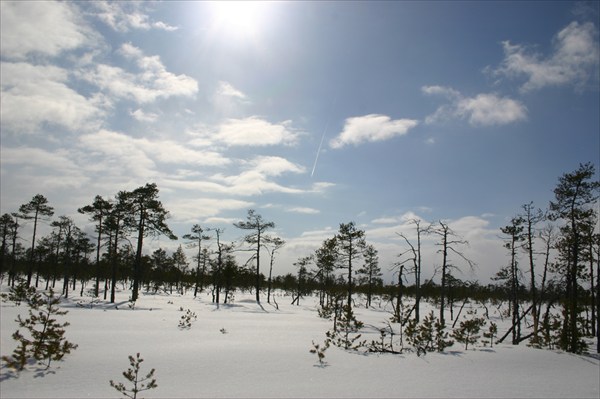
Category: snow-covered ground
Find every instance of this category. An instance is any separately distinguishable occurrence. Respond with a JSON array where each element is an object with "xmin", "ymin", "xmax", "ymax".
[{"xmin": 1, "ymin": 285, "xmax": 599, "ymax": 398}]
